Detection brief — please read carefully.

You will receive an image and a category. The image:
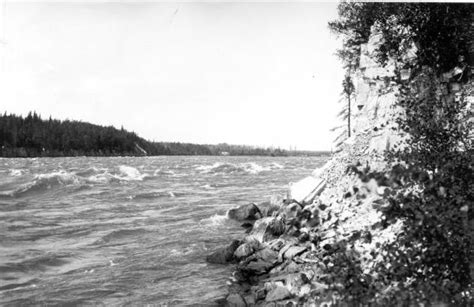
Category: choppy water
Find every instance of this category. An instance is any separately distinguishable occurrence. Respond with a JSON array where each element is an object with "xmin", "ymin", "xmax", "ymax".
[{"xmin": 0, "ymin": 156, "xmax": 328, "ymax": 305}]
